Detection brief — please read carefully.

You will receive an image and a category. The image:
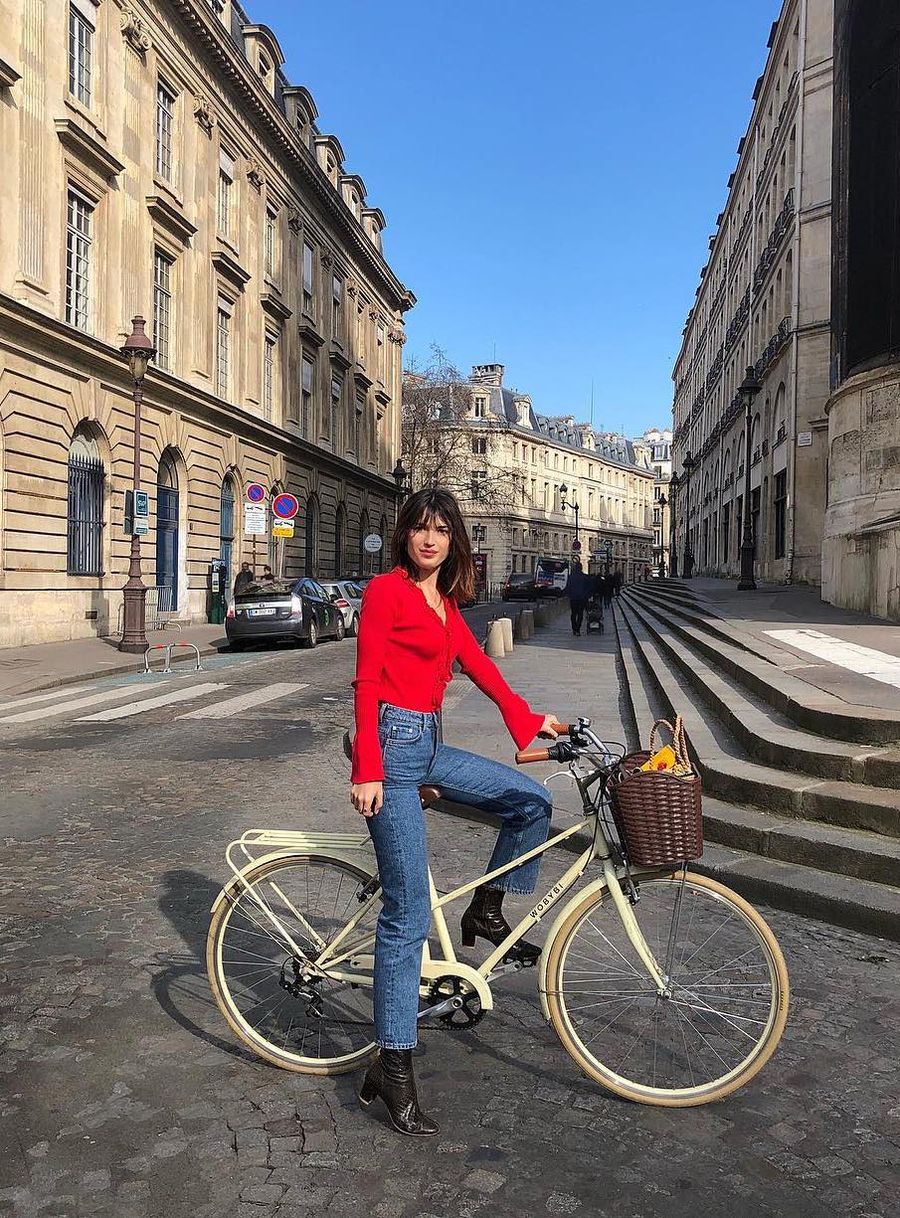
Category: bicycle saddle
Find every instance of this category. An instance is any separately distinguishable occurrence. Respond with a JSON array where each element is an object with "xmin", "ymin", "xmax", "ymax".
[{"xmin": 341, "ymin": 730, "xmax": 442, "ymax": 809}]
